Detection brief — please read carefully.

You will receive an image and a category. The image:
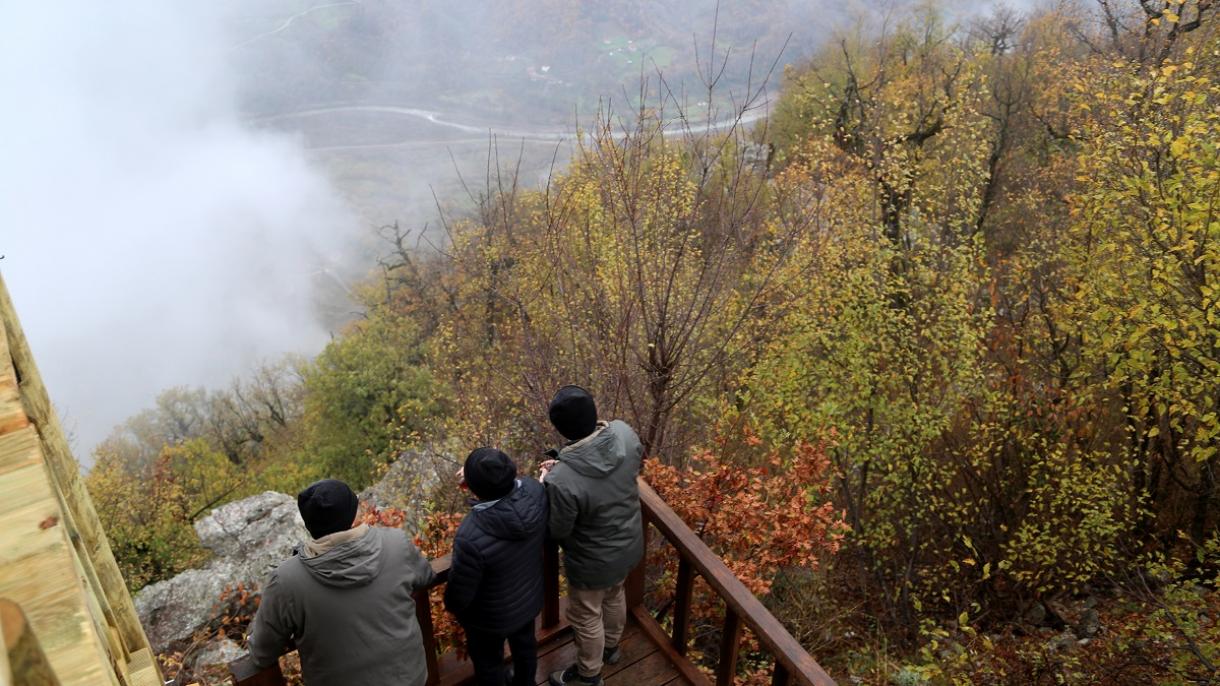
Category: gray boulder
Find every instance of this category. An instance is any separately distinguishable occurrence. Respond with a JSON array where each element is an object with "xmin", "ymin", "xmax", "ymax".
[
  {"xmin": 193, "ymin": 637, "xmax": 247, "ymax": 669},
  {"xmin": 359, "ymin": 450, "xmax": 445, "ymax": 535},
  {"xmin": 134, "ymin": 491, "xmax": 308, "ymax": 652}
]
